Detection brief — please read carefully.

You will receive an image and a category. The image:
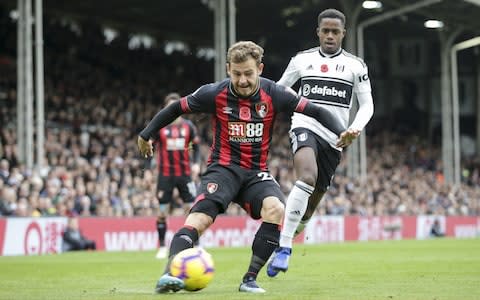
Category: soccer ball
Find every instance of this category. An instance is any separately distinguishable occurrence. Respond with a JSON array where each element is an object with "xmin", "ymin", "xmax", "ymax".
[{"xmin": 169, "ymin": 247, "xmax": 215, "ymax": 291}]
